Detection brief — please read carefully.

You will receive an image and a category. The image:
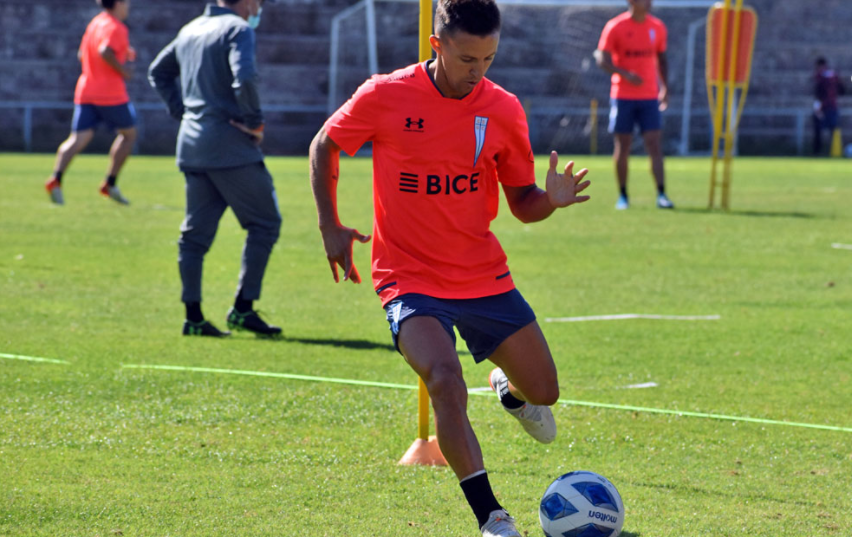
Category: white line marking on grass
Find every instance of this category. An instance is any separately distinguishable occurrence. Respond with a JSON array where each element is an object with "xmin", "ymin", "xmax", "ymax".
[
  {"xmin": 831, "ymin": 243, "xmax": 852, "ymax": 250},
  {"xmin": 621, "ymin": 382, "xmax": 659, "ymax": 389},
  {"xmin": 0, "ymin": 352, "xmax": 69, "ymax": 364},
  {"xmin": 123, "ymin": 363, "xmax": 852, "ymax": 434},
  {"xmin": 467, "ymin": 387, "xmax": 493, "ymax": 393},
  {"xmin": 545, "ymin": 314, "xmax": 721, "ymax": 323}
]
